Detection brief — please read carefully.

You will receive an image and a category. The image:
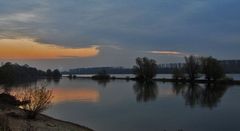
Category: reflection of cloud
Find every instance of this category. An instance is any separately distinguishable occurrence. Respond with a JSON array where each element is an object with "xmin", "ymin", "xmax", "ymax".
[
  {"xmin": 0, "ymin": 38, "xmax": 100, "ymax": 60},
  {"xmin": 51, "ymin": 88, "xmax": 100, "ymax": 104},
  {"xmin": 146, "ymin": 50, "xmax": 188, "ymax": 57}
]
